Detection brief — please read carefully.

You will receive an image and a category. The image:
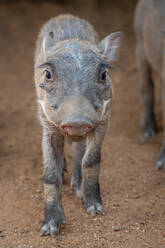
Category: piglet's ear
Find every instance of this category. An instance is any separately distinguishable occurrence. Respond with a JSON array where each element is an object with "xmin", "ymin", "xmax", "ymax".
[
  {"xmin": 42, "ymin": 31, "xmax": 55, "ymax": 58},
  {"xmin": 98, "ymin": 32, "xmax": 123, "ymax": 62}
]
